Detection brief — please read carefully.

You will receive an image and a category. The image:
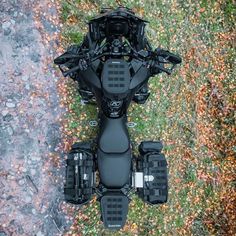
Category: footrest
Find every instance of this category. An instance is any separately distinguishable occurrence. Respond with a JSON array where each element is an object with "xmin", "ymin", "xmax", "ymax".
[
  {"xmin": 137, "ymin": 152, "xmax": 168, "ymax": 204},
  {"xmin": 100, "ymin": 192, "xmax": 129, "ymax": 230}
]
